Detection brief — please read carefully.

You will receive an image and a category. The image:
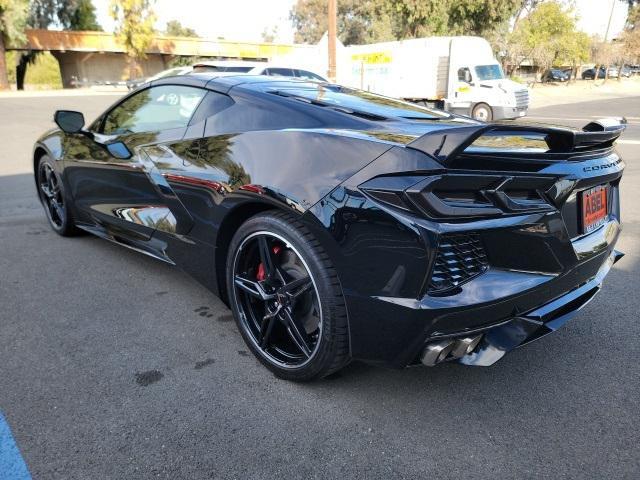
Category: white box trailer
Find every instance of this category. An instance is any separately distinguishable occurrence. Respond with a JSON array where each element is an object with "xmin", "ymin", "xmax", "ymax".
[{"xmin": 336, "ymin": 36, "xmax": 529, "ymax": 121}]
